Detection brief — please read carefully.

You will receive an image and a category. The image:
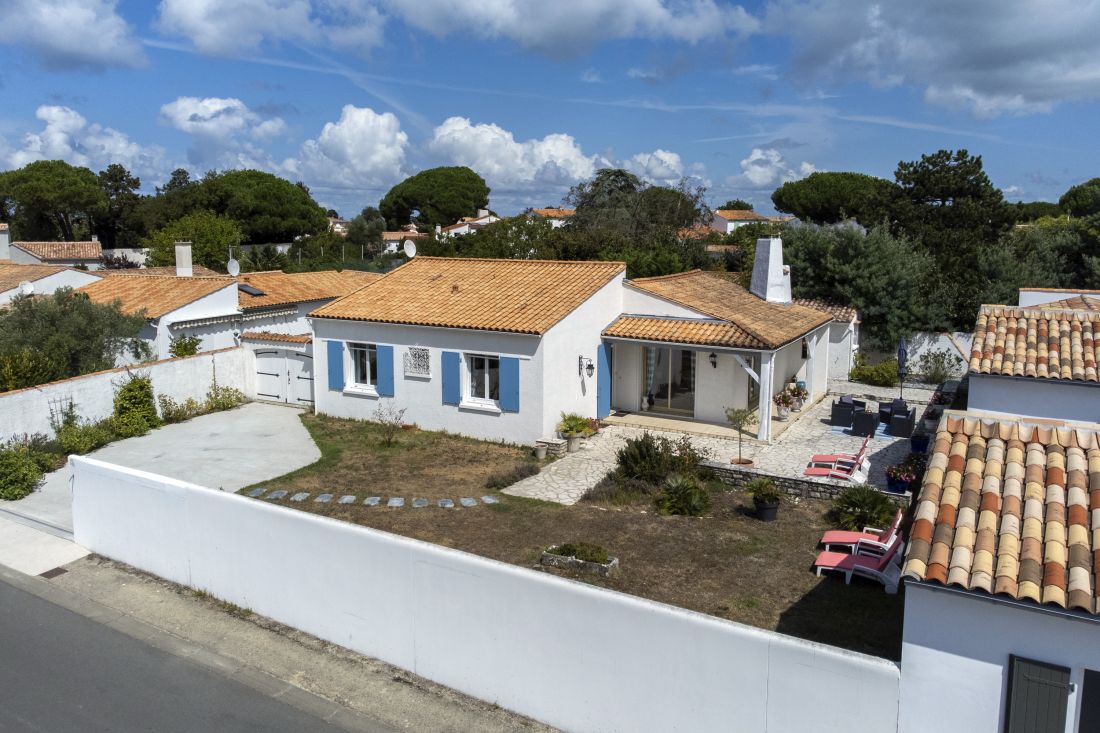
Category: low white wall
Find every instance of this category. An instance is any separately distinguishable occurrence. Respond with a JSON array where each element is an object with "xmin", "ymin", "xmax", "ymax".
[
  {"xmin": 968, "ymin": 374, "xmax": 1100, "ymax": 423},
  {"xmin": 0, "ymin": 347, "xmax": 254, "ymax": 442},
  {"xmin": 71, "ymin": 457, "xmax": 902, "ymax": 733},
  {"xmin": 864, "ymin": 332, "xmax": 971, "ymax": 375}
]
